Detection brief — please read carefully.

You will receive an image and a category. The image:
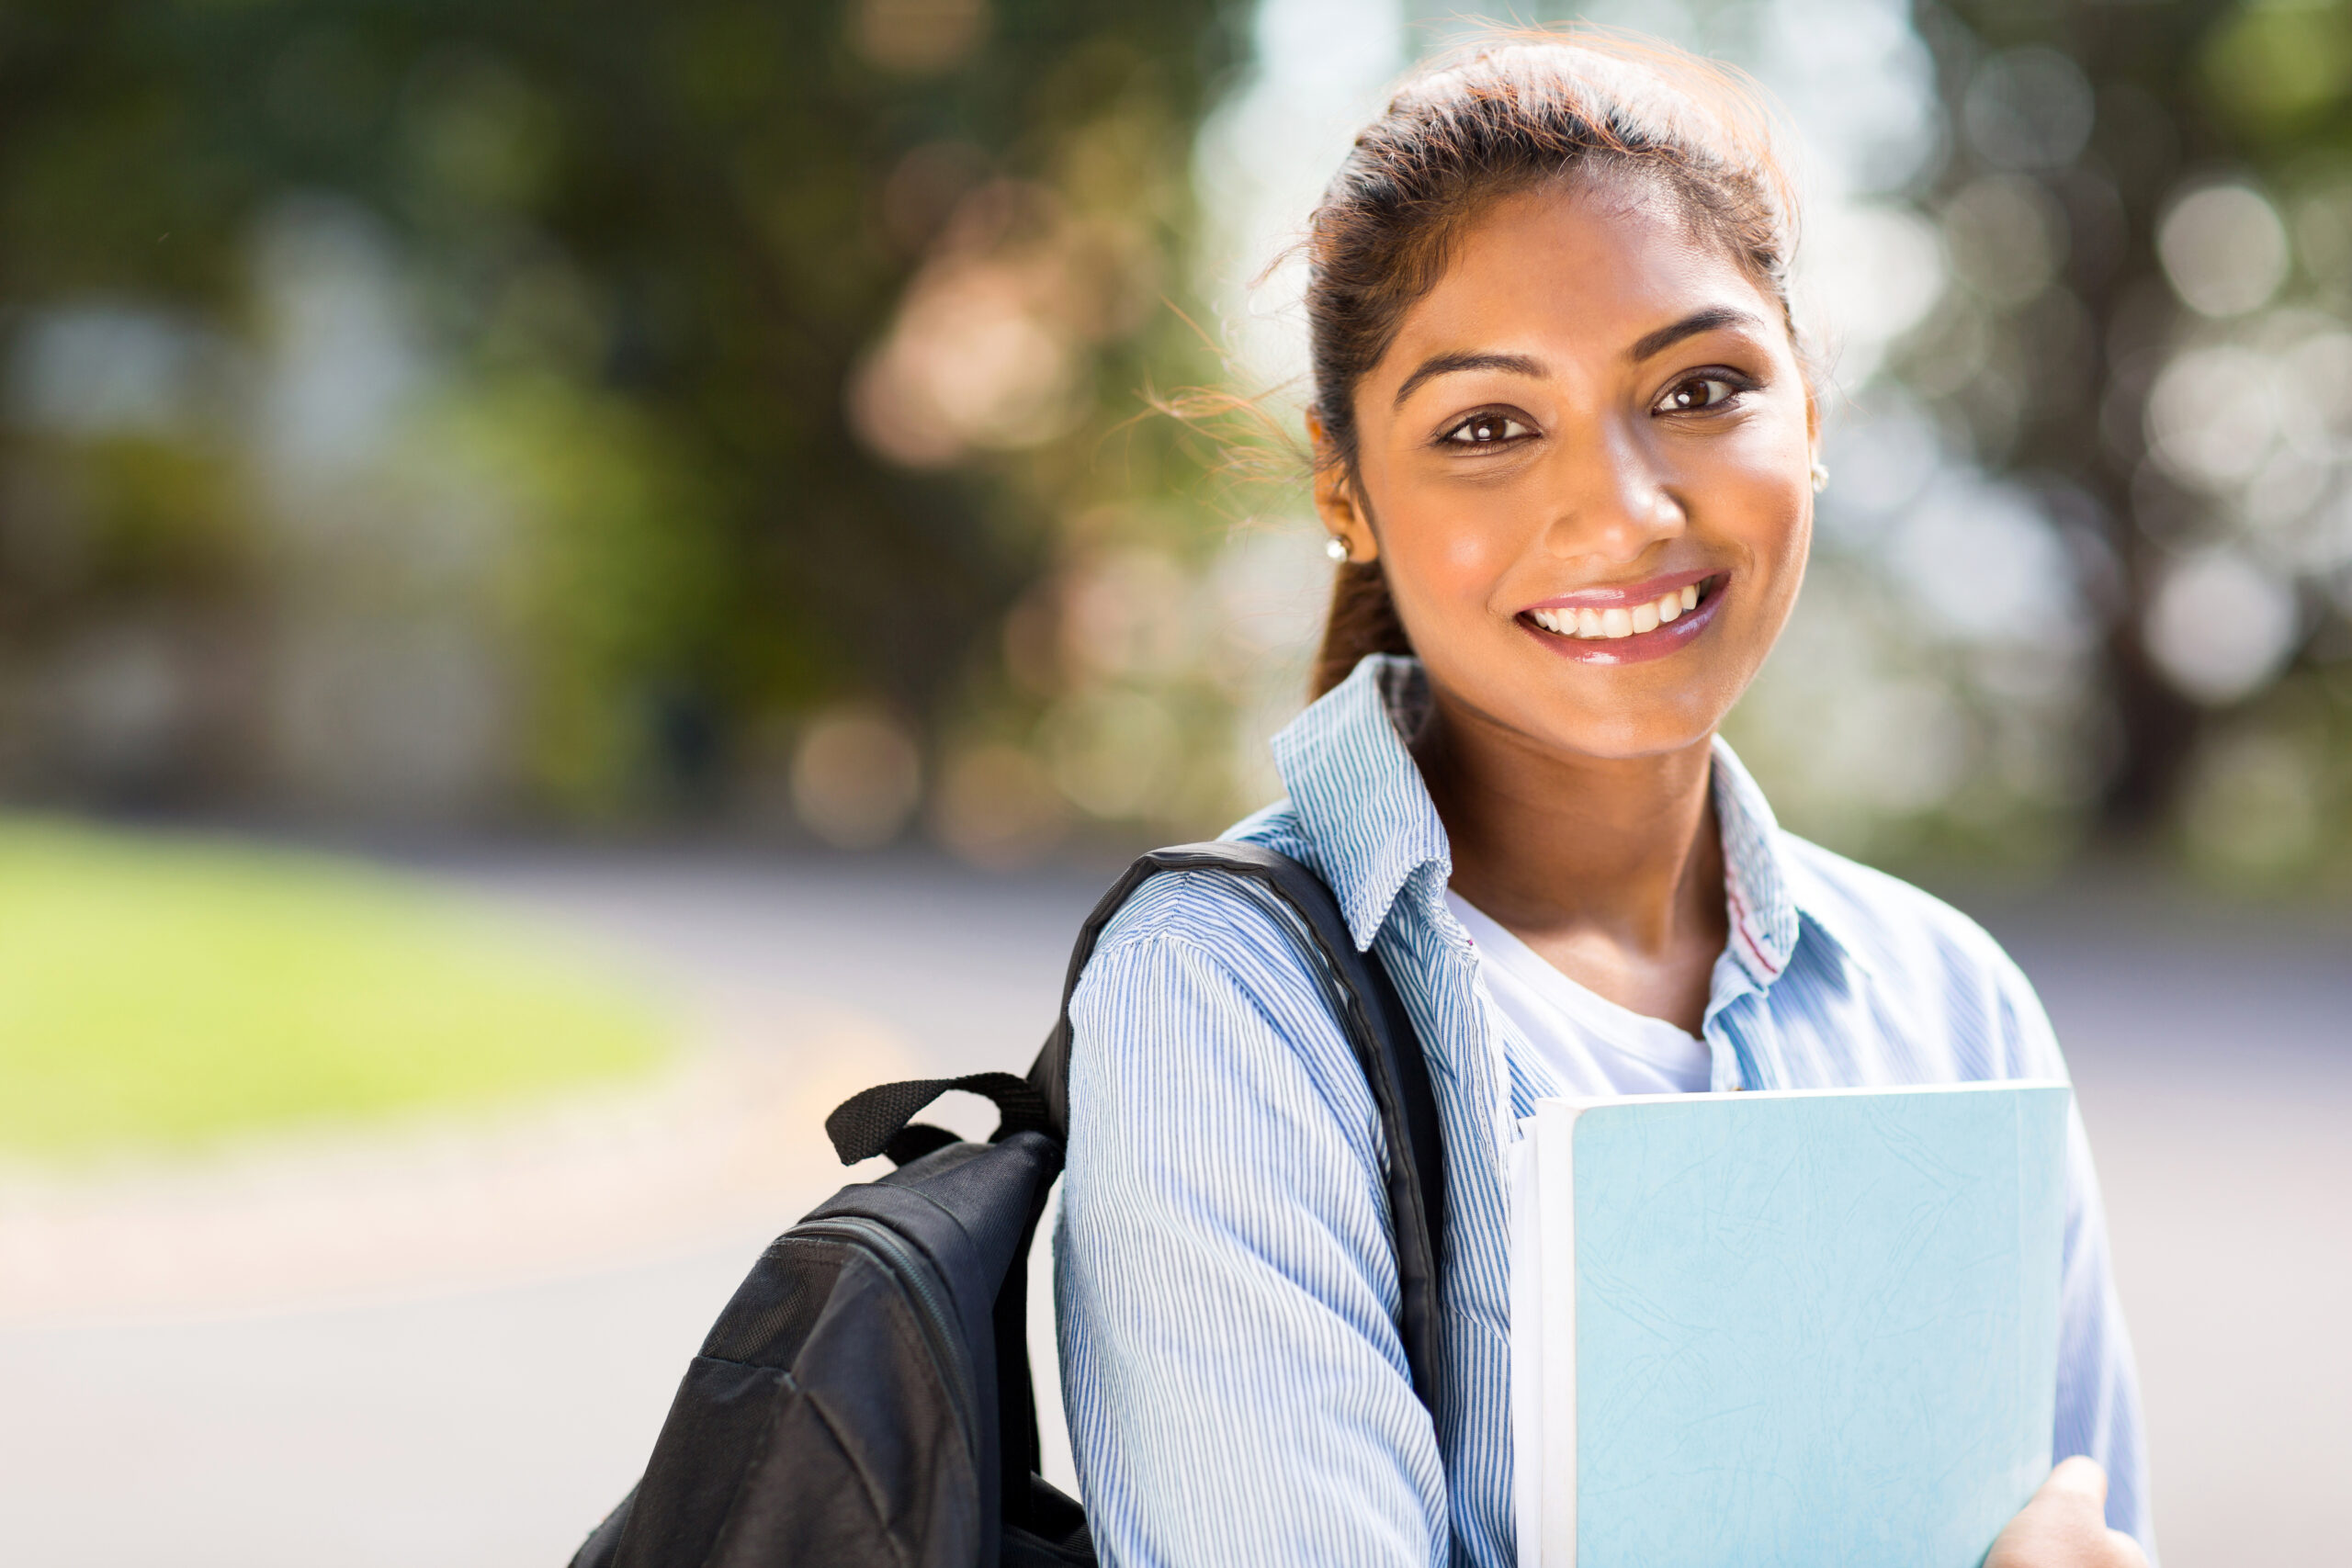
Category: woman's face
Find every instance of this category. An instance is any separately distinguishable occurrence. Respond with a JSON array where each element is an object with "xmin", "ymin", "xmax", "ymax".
[{"xmin": 1321, "ymin": 175, "xmax": 1815, "ymax": 761}]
